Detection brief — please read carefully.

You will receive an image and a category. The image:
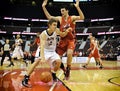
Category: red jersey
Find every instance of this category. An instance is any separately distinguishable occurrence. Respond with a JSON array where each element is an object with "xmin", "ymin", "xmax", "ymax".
[
  {"xmin": 60, "ymin": 16, "xmax": 76, "ymax": 40},
  {"xmin": 89, "ymin": 42, "xmax": 100, "ymax": 58},
  {"xmin": 35, "ymin": 37, "xmax": 40, "ymax": 45},
  {"xmin": 90, "ymin": 43, "xmax": 94, "ymax": 50}
]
